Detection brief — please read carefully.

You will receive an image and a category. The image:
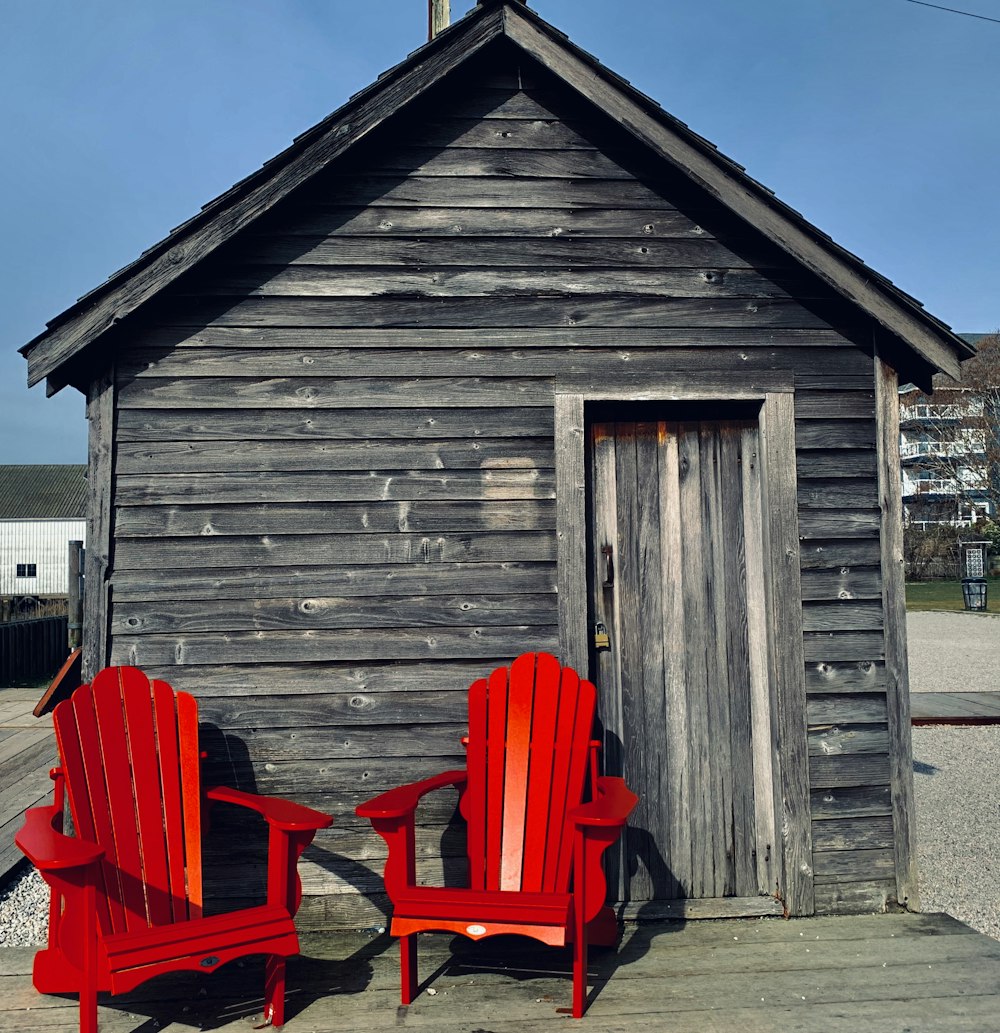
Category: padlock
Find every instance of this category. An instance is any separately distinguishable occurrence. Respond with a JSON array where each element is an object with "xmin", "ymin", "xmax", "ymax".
[{"xmin": 593, "ymin": 622, "xmax": 611, "ymax": 651}]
